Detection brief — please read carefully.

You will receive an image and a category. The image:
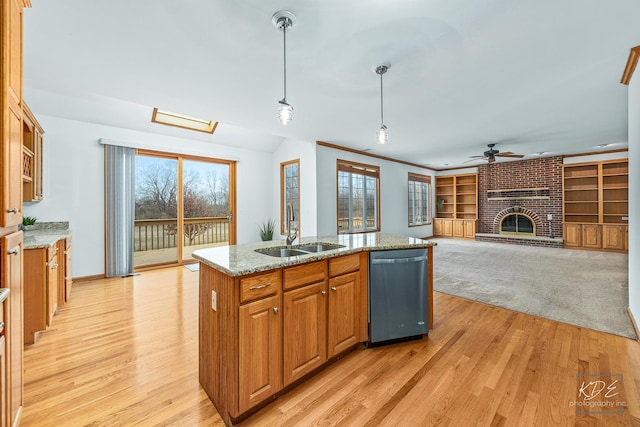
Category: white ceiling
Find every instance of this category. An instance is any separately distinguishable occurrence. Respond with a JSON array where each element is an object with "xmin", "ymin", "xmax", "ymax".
[{"xmin": 23, "ymin": 0, "xmax": 638, "ymax": 168}]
